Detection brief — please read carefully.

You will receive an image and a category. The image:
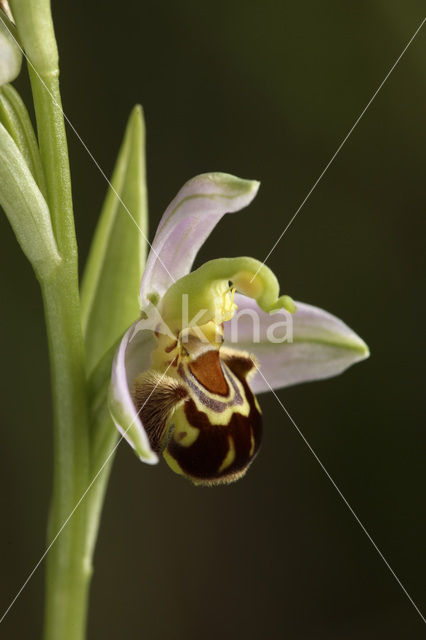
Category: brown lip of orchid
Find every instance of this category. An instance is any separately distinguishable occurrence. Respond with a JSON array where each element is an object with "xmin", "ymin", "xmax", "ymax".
[{"xmin": 108, "ymin": 173, "xmax": 369, "ymax": 486}]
